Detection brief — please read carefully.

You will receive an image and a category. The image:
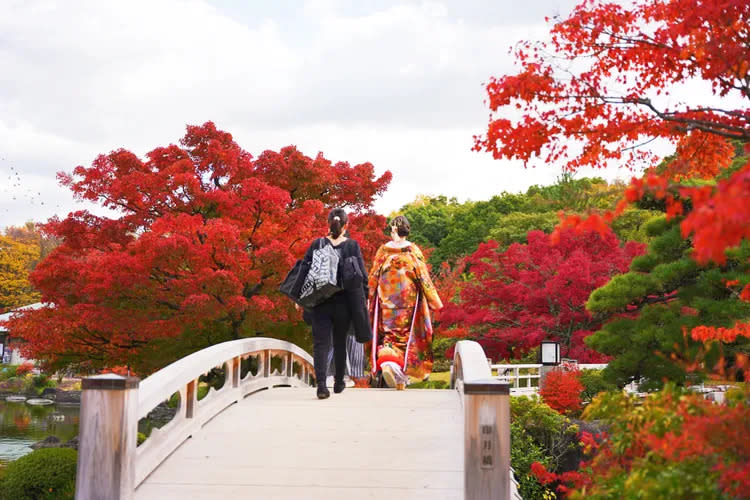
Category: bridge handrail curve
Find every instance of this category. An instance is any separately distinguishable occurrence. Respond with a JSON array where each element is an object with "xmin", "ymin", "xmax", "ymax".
[
  {"xmin": 74, "ymin": 337, "xmax": 315, "ymax": 499},
  {"xmin": 138, "ymin": 337, "xmax": 313, "ymax": 419},
  {"xmin": 451, "ymin": 339, "xmax": 492, "ymax": 392}
]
